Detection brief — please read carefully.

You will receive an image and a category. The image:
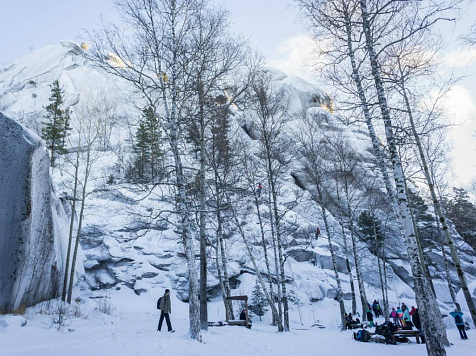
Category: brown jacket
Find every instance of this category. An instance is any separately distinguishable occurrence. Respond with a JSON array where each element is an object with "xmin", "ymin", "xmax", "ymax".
[{"xmin": 160, "ymin": 294, "xmax": 171, "ymax": 314}]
